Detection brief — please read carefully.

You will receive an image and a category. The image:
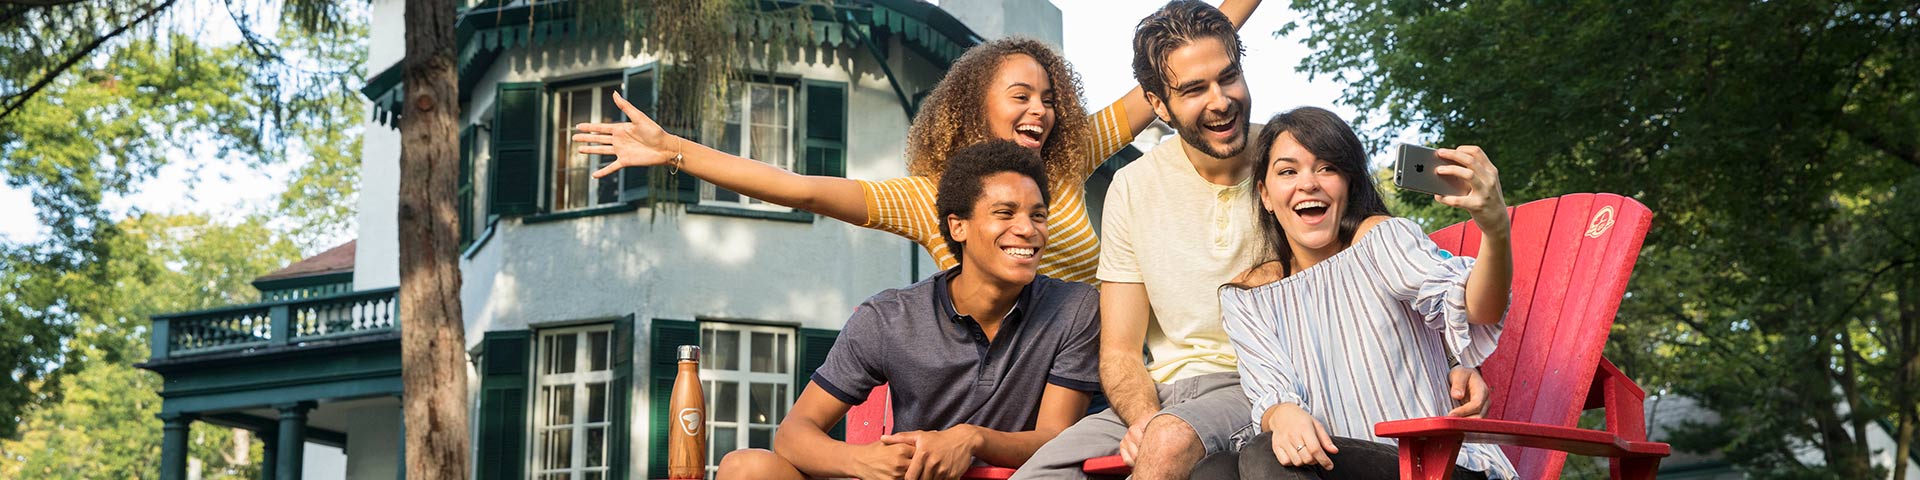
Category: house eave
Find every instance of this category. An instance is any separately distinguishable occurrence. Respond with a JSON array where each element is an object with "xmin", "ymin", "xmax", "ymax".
[{"xmin": 360, "ymin": 0, "xmax": 981, "ymax": 127}]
